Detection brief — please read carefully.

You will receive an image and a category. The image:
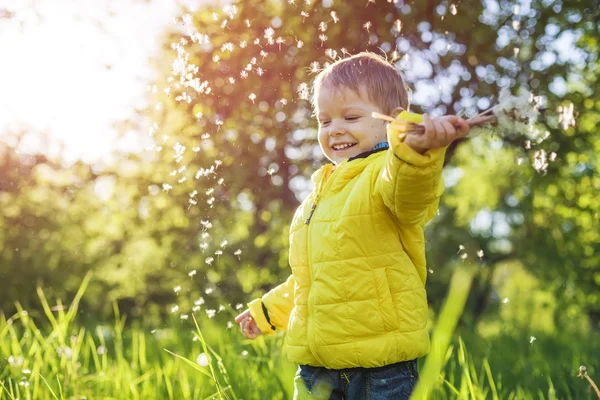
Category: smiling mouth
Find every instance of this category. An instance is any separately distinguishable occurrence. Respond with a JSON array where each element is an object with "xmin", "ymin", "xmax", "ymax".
[{"xmin": 331, "ymin": 143, "xmax": 357, "ymax": 151}]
